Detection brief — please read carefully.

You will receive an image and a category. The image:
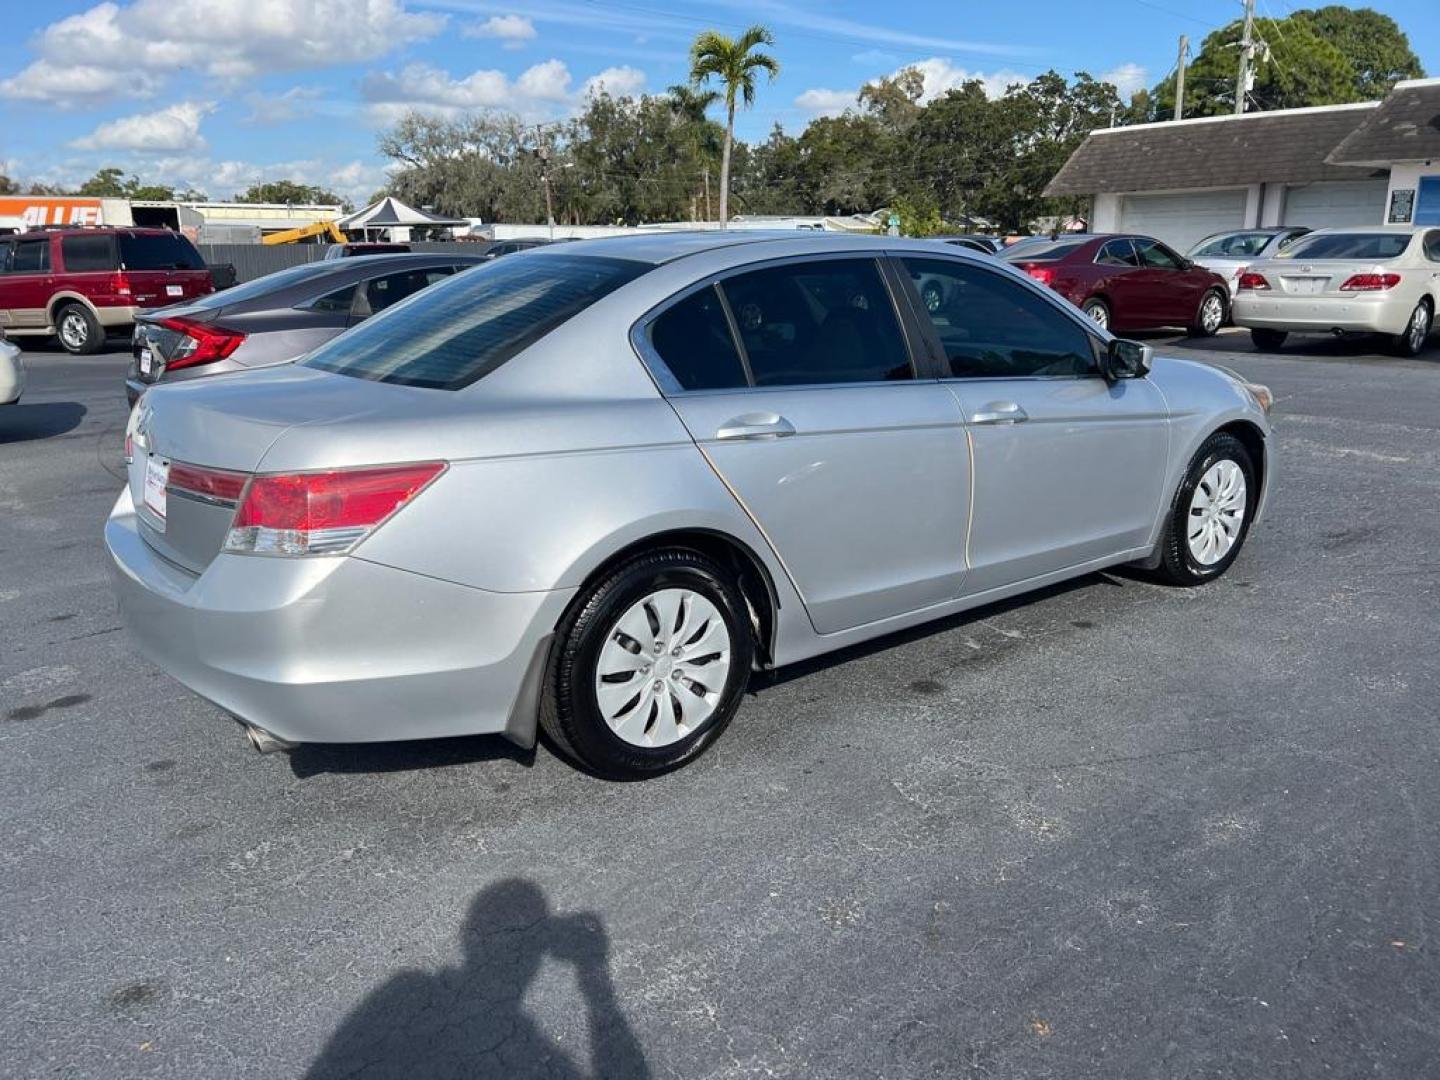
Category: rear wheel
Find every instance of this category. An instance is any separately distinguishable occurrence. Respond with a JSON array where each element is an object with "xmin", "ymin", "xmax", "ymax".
[
  {"xmin": 539, "ymin": 549, "xmax": 754, "ymax": 779},
  {"xmin": 56, "ymin": 303, "xmax": 103, "ymax": 355},
  {"xmin": 1392, "ymin": 299, "xmax": 1432, "ymax": 357},
  {"xmin": 1188, "ymin": 289, "xmax": 1227, "ymax": 337},
  {"xmin": 1153, "ymin": 432, "xmax": 1256, "ymax": 586},
  {"xmin": 1250, "ymin": 328, "xmax": 1287, "ymax": 351},
  {"xmin": 1081, "ymin": 298, "xmax": 1110, "ymax": 331}
]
